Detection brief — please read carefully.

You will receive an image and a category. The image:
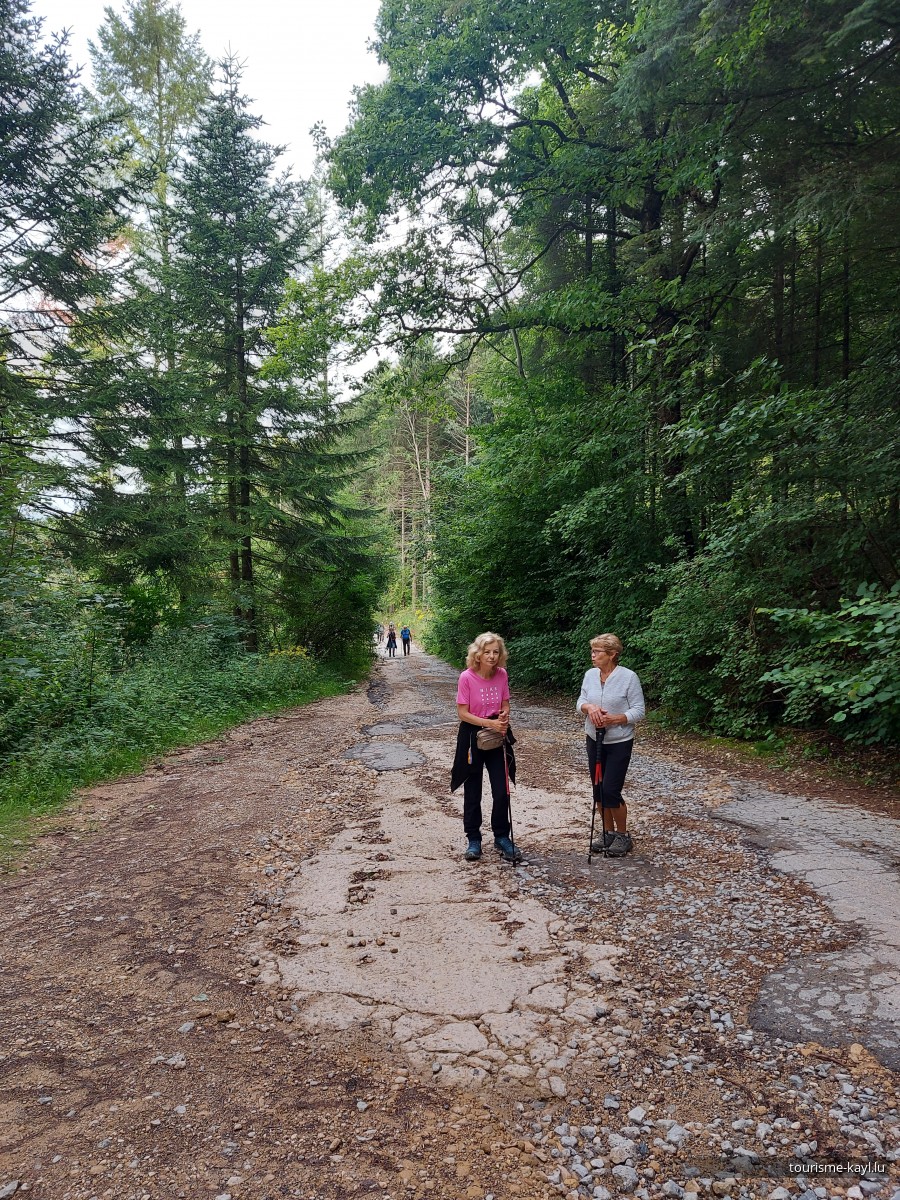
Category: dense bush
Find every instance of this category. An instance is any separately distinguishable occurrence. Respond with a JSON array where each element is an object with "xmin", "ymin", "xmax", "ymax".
[
  {"xmin": 0, "ymin": 561, "xmax": 358, "ymax": 820},
  {"xmin": 0, "ymin": 620, "xmax": 348, "ymax": 818},
  {"xmin": 759, "ymin": 587, "xmax": 900, "ymax": 744},
  {"xmin": 636, "ymin": 557, "xmax": 771, "ymax": 738}
]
